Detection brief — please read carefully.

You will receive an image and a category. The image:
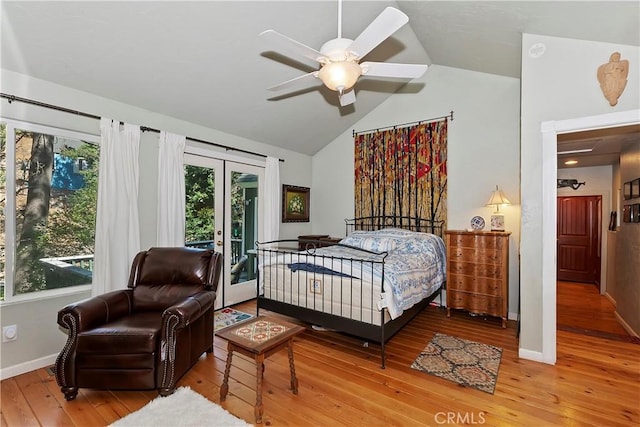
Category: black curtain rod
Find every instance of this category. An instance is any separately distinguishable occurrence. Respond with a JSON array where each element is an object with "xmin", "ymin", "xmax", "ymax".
[
  {"xmin": 352, "ymin": 110, "xmax": 454, "ymax": 136},
  {"xmin": 1, "ymin": 93, "xmax": 284, "ymax": 163}
]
